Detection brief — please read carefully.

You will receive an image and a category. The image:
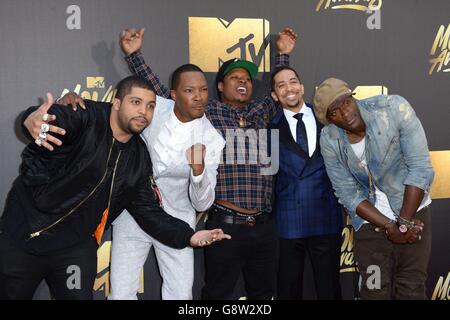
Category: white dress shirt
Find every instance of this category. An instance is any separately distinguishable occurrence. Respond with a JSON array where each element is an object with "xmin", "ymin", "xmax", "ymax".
[
  {"xmin": 283, "ymin": 103, "xmax": 317, "ymax": 157},
  {"xmin": 139, "ymin": 96, "xmax": 225, "ymax": 228}
]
